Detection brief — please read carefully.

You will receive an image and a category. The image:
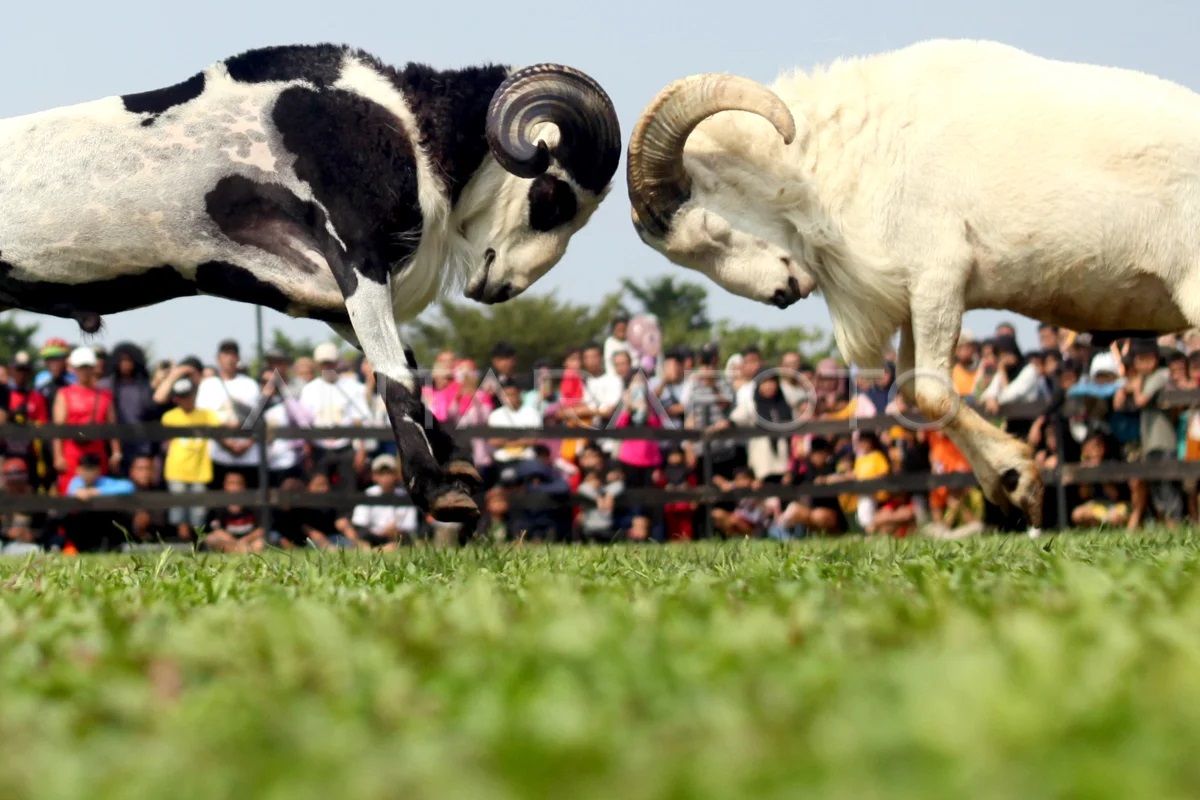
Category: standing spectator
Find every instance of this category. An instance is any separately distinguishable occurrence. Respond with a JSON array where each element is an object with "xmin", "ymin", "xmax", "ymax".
[
  {"xmin": 733, "ymin": 347, "xmax": 764, "ymax": 407},
  {"xmin": 201, "ymin": 471, "xmax": 265, "ymax": 553},
  {"xmin": 450, "ymin": 359, "xmax": 494, "ymax": 482},
  {"xmin": 300, "ymin": 342, "xmax": 364, "ymax": 491},
  {"xmin": 260, "ymin": 368, "xmax": 311, "ymax": 487},
  {"xmin": 263, "ymin": 350, "xmax": 296, "ymax": 394},
  {"xmin": 487, "ymin": 377, "xmax": 542, "ymax": 469},
  {"xmin": 712, "ymin": 370, "xmax": 793, "ymax": 482},
  {"xmin": 777, "ymin": 351, "xmax": 810, "ymax": 411},
  {"xmin": 994, "ymin": 321, "xmax": 1018, "ymax": 340},
  {"xmin": 652, "ymin": 348, "xmax": 688, "ymax": 429},
  {"xmin": 422, "ymin": 349, "xmax": 460, "ymax": 424},
  {"xmin": 603, "ymin": 312, "xmax": 635, "ymax": 376},
  {"xmin": 684, "ymin": 364, "xmax": 739, "ymax": 478},
  {"xmin": 107, "ymin": 342, "xmax": 156, "ymax": 471},
  {"xmin": 485, "ymin": 341, "xmax": 519, "ymax": 405},
  {"xmin": 1038, "ymin": 323, "xmax": 1063, "ymax": 355},
  {"xmin": 35, "ymin": 337, "xmax": 72, "ymax": 395},
  {"xmin": 5, "ymin": 351, "xmax": 46, "ymax": 479},
  {"xmin": 162, "ymin": 377, "xmax": 220, "ymax": 536},
  {"xmin": 952, "ymin": 331, "xmax": 979, "ymax": 396},
  {"xmin": 291, "ymin": 356, "xmax": 316, "ymax": 394},
  {"xmin": 337, "ymin": 454, "xmax": 419, "ymax": 549},
  {"xmin": 53, "ymin": 347, "xmax": 120, "ymax": 494},
  {"xmin": 195, "ymin": 339, "xmax": 260, "ymax": 488},
  {"xmin": 150, "ymin": 356, "xmax": 203, "ymax": 410},
  {"xmin": 1118, "ymin": 339, "xmax": 1184, "ymax": 528},
  {"xmin": 582, "ymin": 341, "xmax": 622, "ymax": 425}
]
